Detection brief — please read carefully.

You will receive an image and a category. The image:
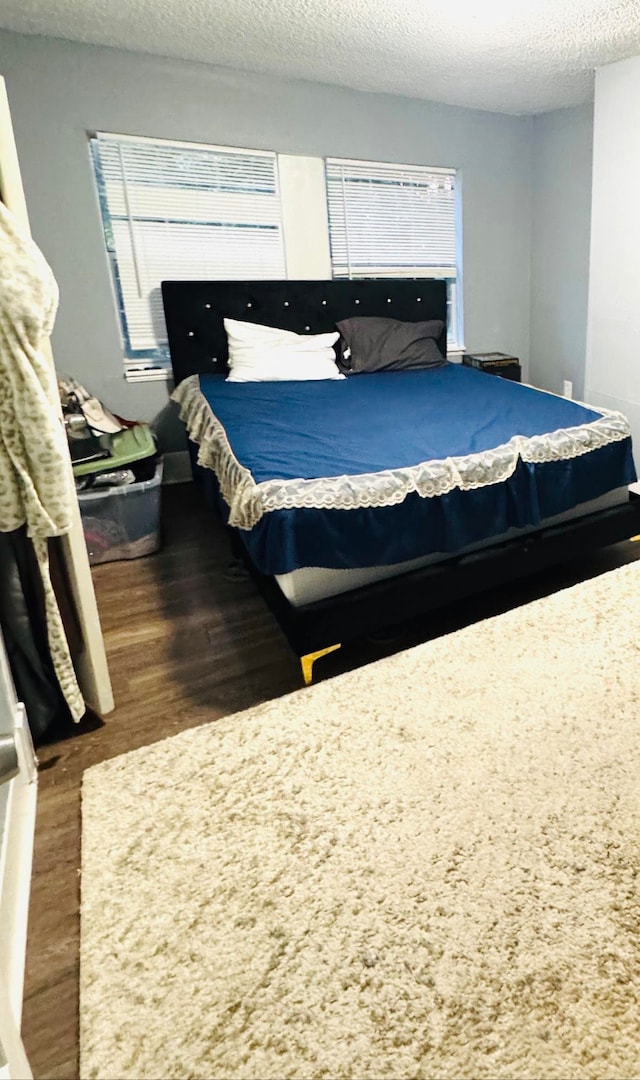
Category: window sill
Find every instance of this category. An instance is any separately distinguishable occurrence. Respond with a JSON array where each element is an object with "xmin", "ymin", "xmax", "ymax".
[{"xmin": 124, "ymin": 367, "xmax": 172, "ymax": 384}]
